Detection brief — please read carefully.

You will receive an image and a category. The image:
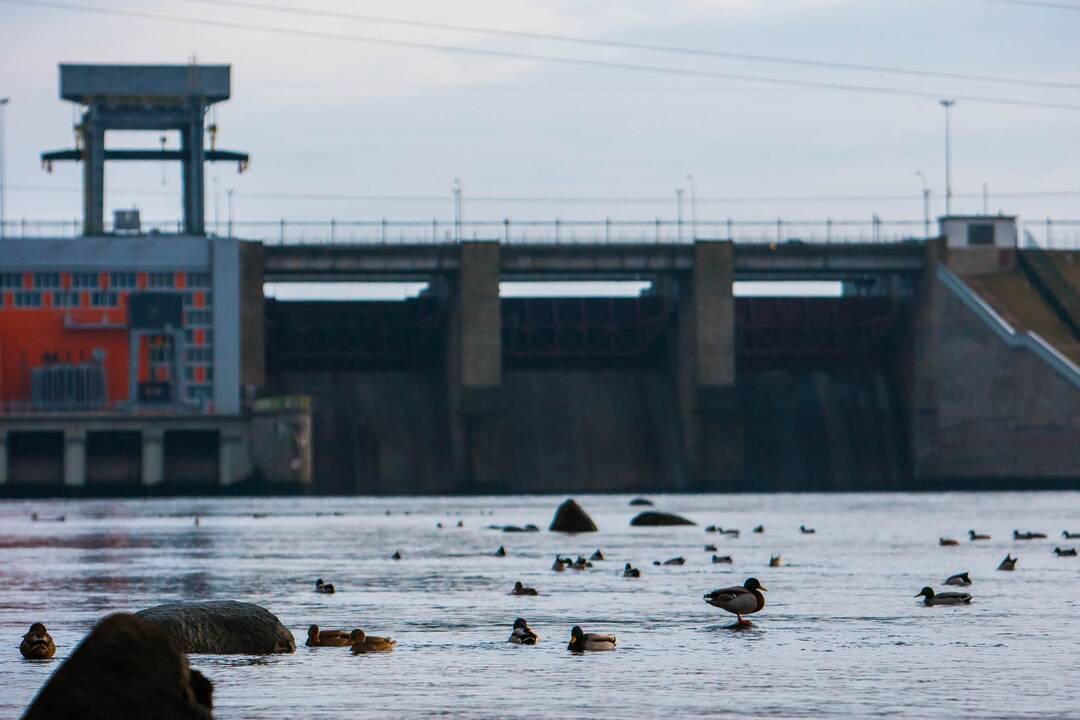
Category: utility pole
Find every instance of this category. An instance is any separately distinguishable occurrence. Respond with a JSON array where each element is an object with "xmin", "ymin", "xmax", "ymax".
[
  {"xmin": 939, "ymin": 99, "xmax": 955, "ymax": 216},
  {"xmin": 916, "ymin": 171, "xmax": 931, "ymax": 239},
  {"xmin": 452, "ymin": 178, "xmax": 463, "ymax": 242},
  {"xmin": 0, "ymin": 98, "xmax": 9, "ymax": 239},
  {"xmin": 226, "ymin": 188, "xmax": 234, "ymax": 237},
  {"xmin": 675, "ymin": 187, "xmax": 684, "ymax": 242},
  {"xmin": 685, "ymin": 174, "xmax": 698, "ymax": 240}
]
